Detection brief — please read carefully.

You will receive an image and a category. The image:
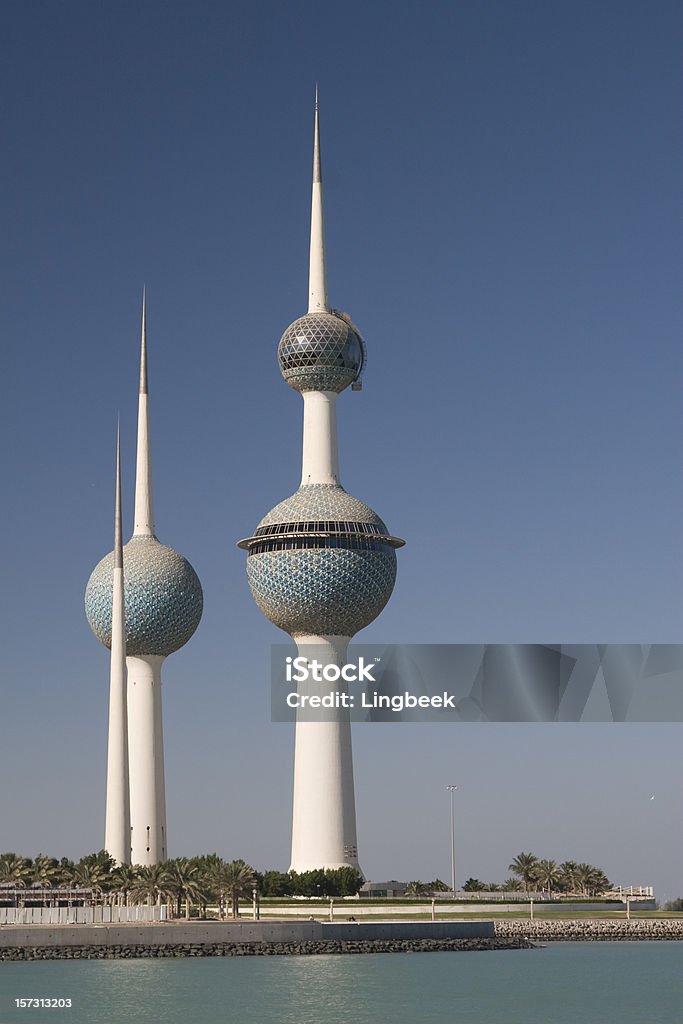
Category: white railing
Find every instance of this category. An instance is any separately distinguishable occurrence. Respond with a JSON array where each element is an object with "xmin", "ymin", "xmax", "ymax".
[{"xmin": 610, "ymin": 886, "xmax": 654, "ymax": 898}]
